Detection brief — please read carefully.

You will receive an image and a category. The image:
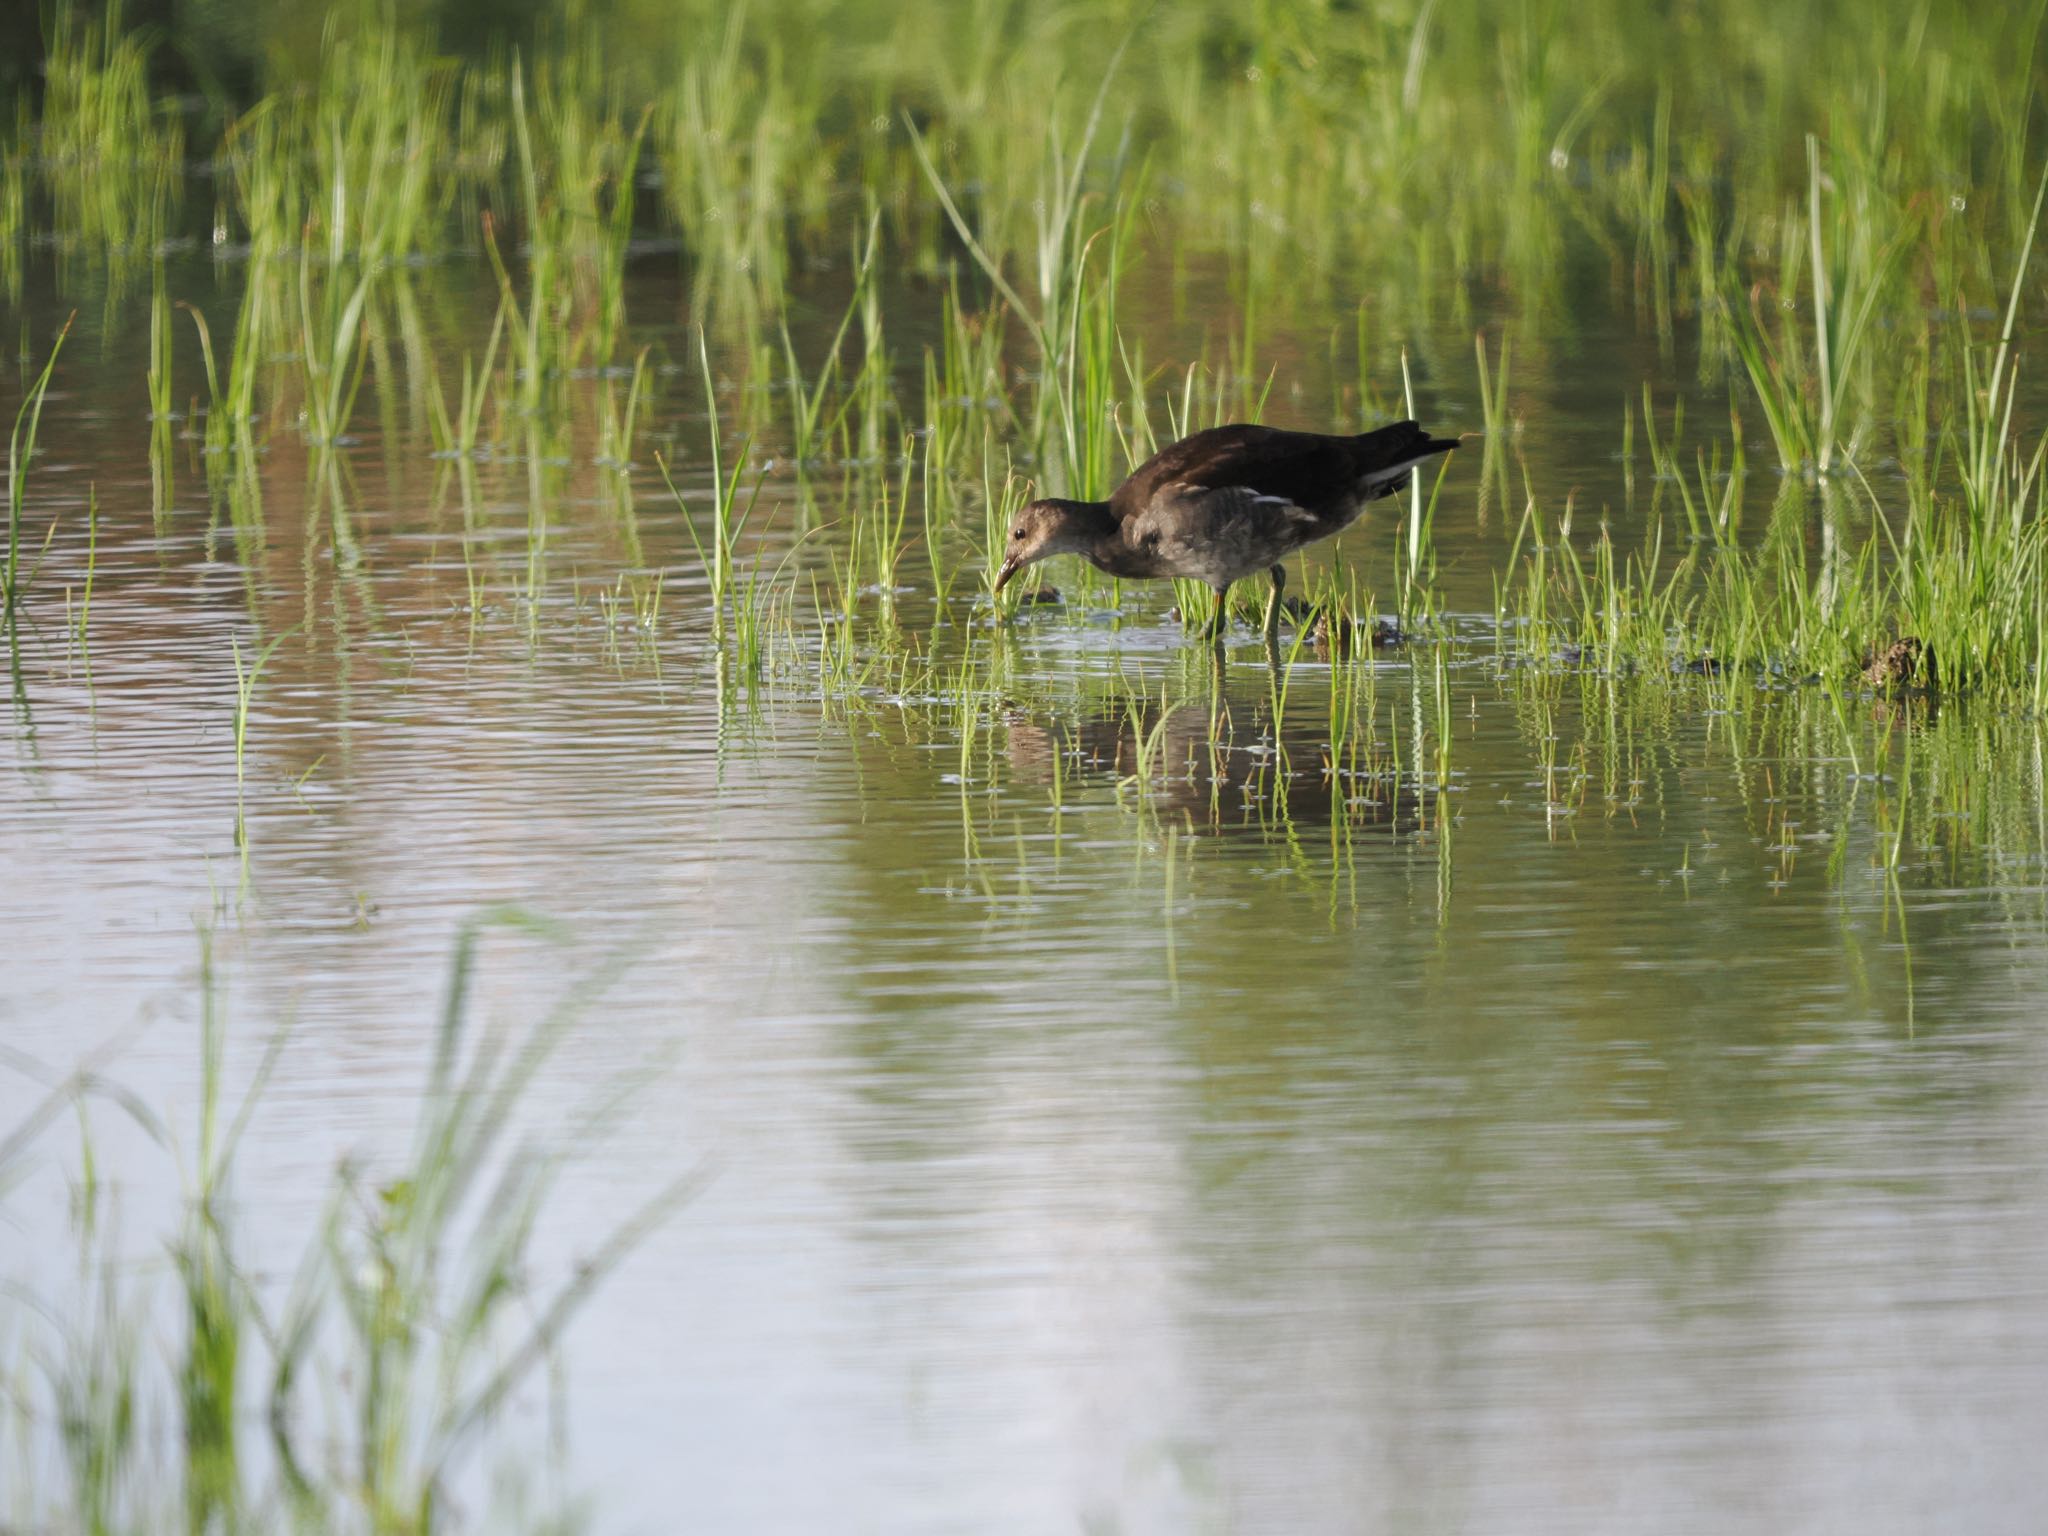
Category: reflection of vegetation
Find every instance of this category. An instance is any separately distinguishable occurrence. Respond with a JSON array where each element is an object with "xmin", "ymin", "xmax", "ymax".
[{"xmin": 2, "ymin": 912, "xmax": 693, "ymax": 1535}]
